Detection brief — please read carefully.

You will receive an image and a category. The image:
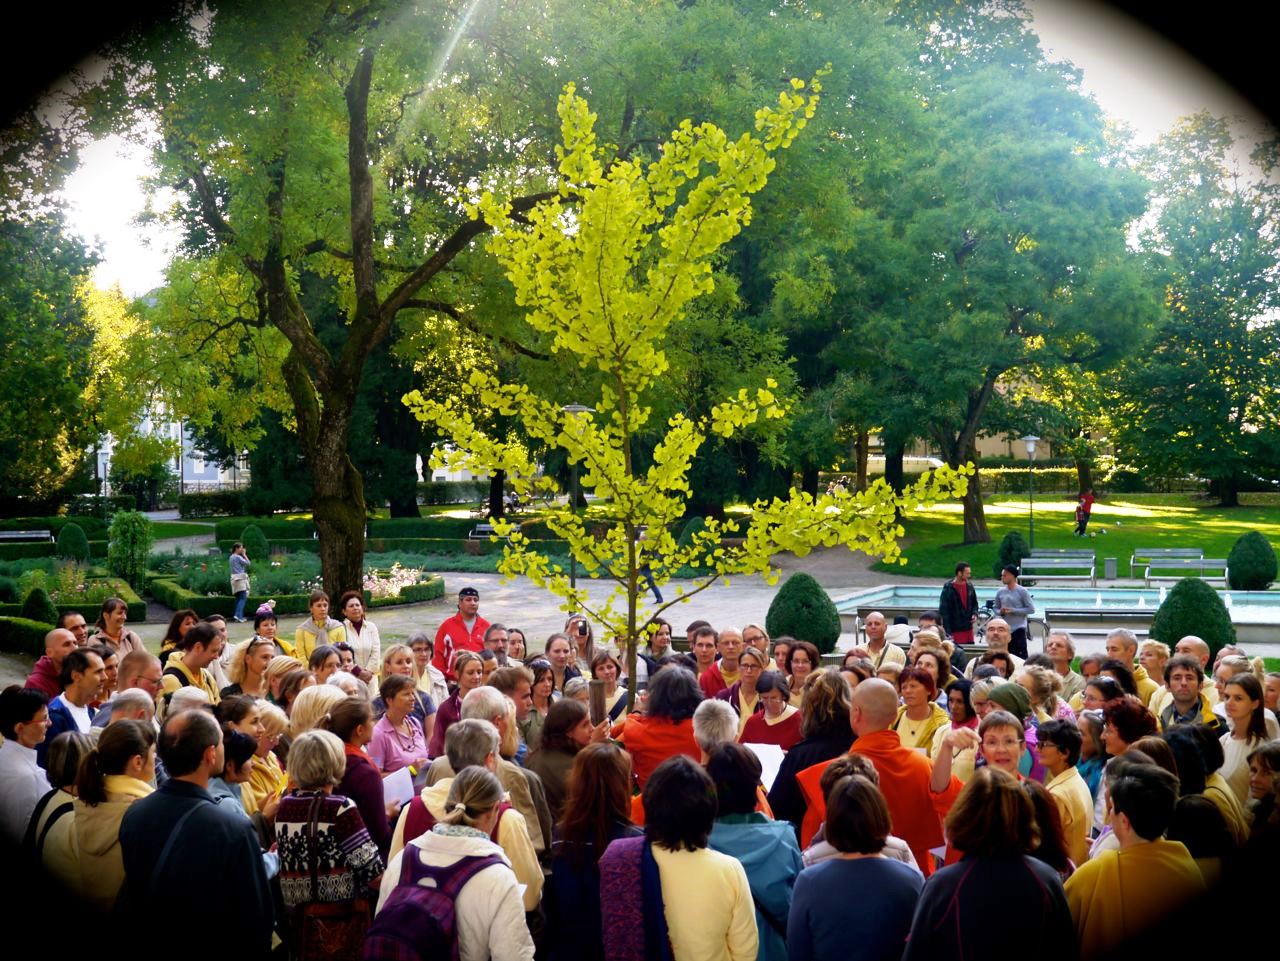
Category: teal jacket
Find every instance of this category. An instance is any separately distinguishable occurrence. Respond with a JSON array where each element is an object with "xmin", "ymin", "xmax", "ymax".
[{"xmin": 709, "ymin": 812, "xmax": 804, "ymax": 961}]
